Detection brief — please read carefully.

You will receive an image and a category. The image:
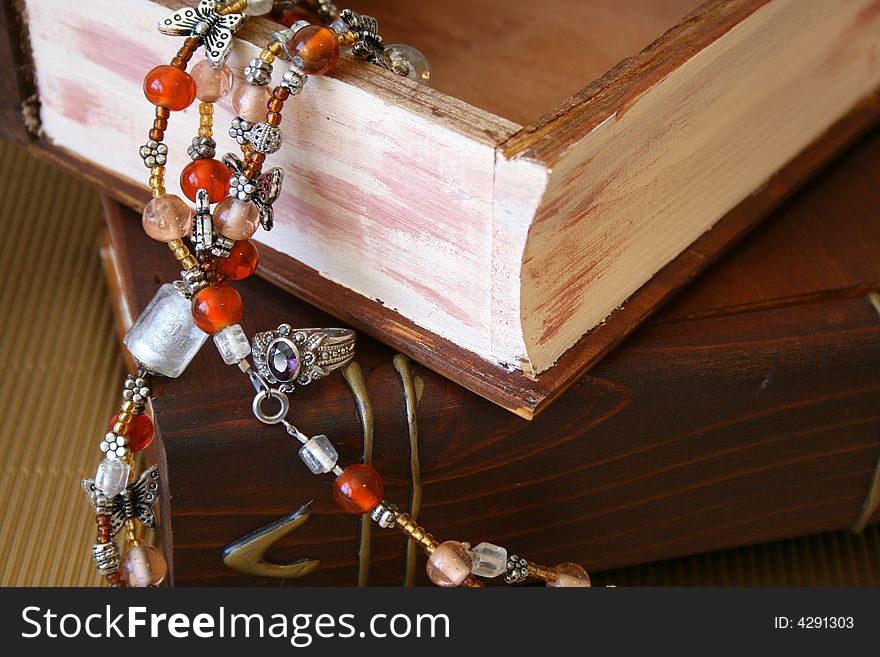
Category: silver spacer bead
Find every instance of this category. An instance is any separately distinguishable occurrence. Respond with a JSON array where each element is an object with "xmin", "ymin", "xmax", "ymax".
[
  {"xmin": 187, "ymin": 135, "xmax": 217, "ymax": 160},
  {"xmin": 192, "ymin": 188, "xmax": 214, "ymax": 253},
  {"xmin": 369, "ymin": 501, "xmax": 399, "ymax": 529},
  {"xmin": 280, "ymin": 64, "xmax": 308, "ymax": 96},
  {"xmin": 315, "ymin": 0, "xmax": 339, "ymax": 23},
  {"xmin": 211, "ymin": 235, "xmax": 235, "ymax": 259},
  {"xmin": 229, "ymin": 117, "xmax": 253, "ymax": 145},
  {"xmin": 244, "ymin": 122, "xmax": 283, "ymax": 155},
  {"xmin": 172, "ymin": 279, "xmax": 193, "ymax": 300},
  {"xmin": 192, "ymin": 213, "xmax": 214, "ymax": 253},
  {"xmin": 181, "ymin": 268, "xmax": 208, "ymax": 295},
  {"xmin": 504, "ymin": 555, "xmax": 530, "ymax": 584},
  {"xmin": 139, "ymin": 140, "xmax": 167, "ymax": 168},
  {"xmin": 92, "ymin": 541, "xmax": 121, "ymax": 575},
  {"xmin": 268, "ymin": 29, "xmax": 297, "ymax": 60},
  {"xmin": 93, "ymin": 494, "xmax": 114, "ymax": 516},
  {"xmin": 229, "ymin": 173, "xmax": 258, "ymax": 203},
  {"xmin": 244, "ymin": 57, "xmax": 273, "ymax": 86}
]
